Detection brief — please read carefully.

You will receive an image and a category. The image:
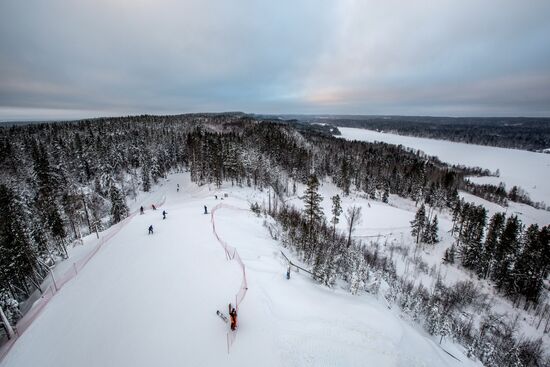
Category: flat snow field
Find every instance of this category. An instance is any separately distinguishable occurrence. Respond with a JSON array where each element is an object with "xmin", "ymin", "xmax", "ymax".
[
  {"xmin": 0, "ymin": 173, "xmax": 479, "ymax": 367},
  {"xmin": 338, "ymin": 127, "xmax": 550, "ymax": 205}
]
